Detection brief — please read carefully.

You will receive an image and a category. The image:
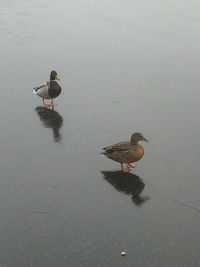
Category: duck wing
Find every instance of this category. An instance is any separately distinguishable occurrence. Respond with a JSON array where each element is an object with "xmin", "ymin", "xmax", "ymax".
[
  {"xmin": 33, "ymin": 82, "xmax": 49, "ymax": 92},
  {"xmin": 103, "ymin": 141, "xmax": 130, "ymax": 154}
]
